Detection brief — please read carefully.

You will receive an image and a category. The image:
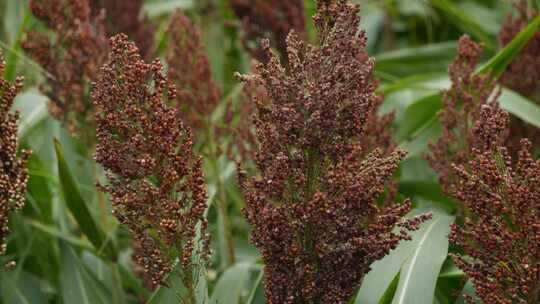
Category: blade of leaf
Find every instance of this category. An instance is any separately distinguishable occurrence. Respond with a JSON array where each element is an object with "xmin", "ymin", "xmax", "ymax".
[
  {"xmin": 375, "ymin": 42, "xmax": 457, "ymax": 78},
  {"xmin": 394, "ymin": 13, "xmax": 540, "ymax": 145},
  {"xmin": 26, "ymin": 219, "xmax": 94, "ymax": 250},
  {"xmin": 478, "ymin": 13, "xmax": 540, "ymax": 77},
  {"xmin": 54, "ymin": 139, "xmax": 115, "ymax": 259},
  {"xmin": 378, "ymin": 272, "xmax": 401, "ymax": 304},
  {"xmin": 0, "ymin": 270, "xmax": 46, "ymax": 304},
  {"xmin": 142, "ymin": 0, "xmax": 194, "ymax": 19},
  {"xmin": 430, "ymin": 0, "xmax": 495, "ymax": 51},
  {"xmin": 246, "ymin": 269, "xmax": 264, "ymax": 304},
  {"xmin": 59, "ymin": 241, "xmax": 112, "ymax": 304},
  {"xmin": 398, "ymin": 181, "xmax": 455, "ymax": 214},
  {"xmin": 499, "ymin": 88, "xmax": 540, "ymax": 129},
  {"xmin": 391, "ymin": 212, "xmax": 455, "ymax": 304},
  {"xmin": 210, "ymin": 262, "xmax": 253, "ymax": 304},
  {"xmin": 396, "ymin": 94, "xmax": 441, "ymax": 141},
  {"xmin": 355, "ymin": 207, "xmax": 436, "ymax": 304}
]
